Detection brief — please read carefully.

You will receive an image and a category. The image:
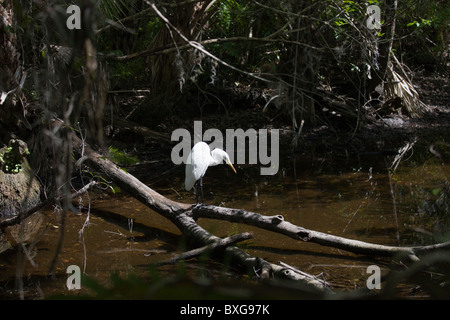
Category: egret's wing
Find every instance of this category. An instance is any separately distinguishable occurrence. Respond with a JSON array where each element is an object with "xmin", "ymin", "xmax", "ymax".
[
  {"xmin": 191, "ymin": 143, "xmax": 210, "ymax": 179},
  {"xmin": 185, "ymin": 143, "xmax": 210, "ymax": 191}
]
